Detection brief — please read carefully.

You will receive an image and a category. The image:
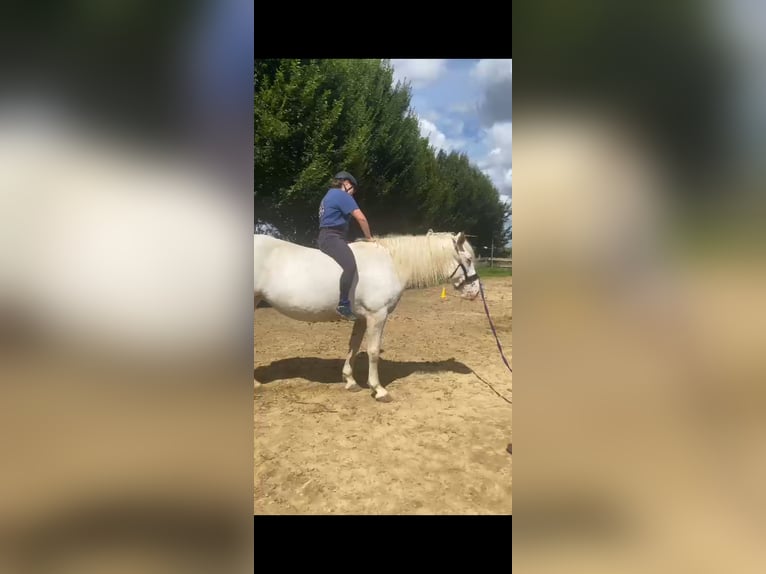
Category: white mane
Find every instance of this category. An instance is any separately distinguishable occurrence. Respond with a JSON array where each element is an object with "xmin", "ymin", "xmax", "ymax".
[{"xmin": 373, "ymin": 232, "xmax": 473, "ymax": 289}]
